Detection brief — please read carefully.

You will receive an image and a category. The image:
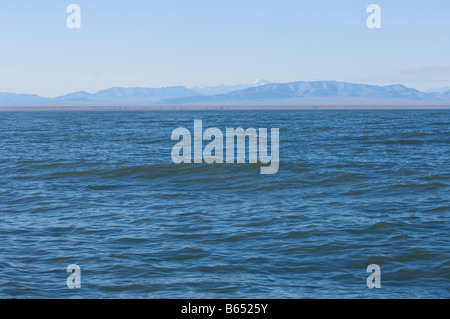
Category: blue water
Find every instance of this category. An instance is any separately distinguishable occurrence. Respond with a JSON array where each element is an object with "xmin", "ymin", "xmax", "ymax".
[{"xmin": 0, "ymin": 110, "xmax": 449, "ymax": 298}]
